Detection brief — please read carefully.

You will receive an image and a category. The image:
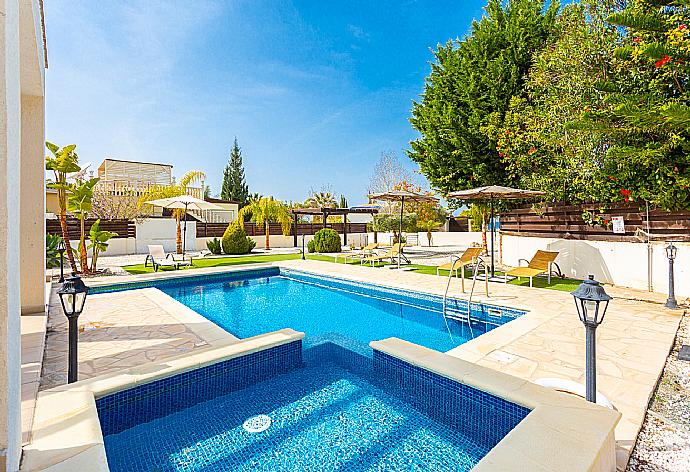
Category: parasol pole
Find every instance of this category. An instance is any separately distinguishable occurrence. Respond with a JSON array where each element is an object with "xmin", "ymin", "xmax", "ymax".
[
  {"xmin": 398, "ymin": 196, "xmax": 404, "ymax": 268},
  {"xmin": 182, "ymin": 202, "xmax": 188, "ymax": 255},
  {"xmin": 490, "ymin": 195, "xmax": 495, "ymax": 278}
]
